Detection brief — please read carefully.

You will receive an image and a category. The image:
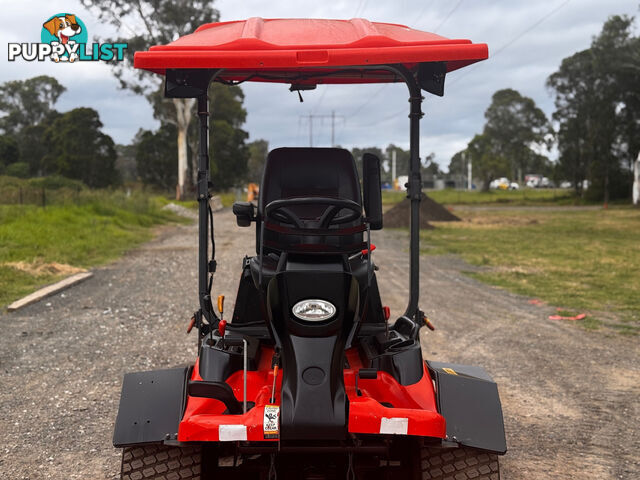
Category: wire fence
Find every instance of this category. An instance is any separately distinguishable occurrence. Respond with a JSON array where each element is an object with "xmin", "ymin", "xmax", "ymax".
[{"xmin": 0, "ymin": 185, "xmax": 85, "ymax": 207}]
